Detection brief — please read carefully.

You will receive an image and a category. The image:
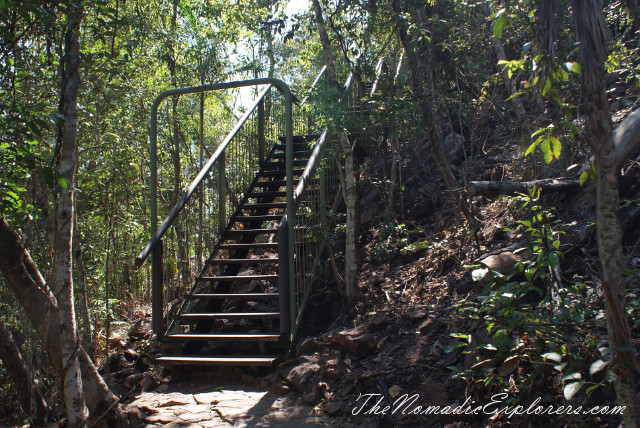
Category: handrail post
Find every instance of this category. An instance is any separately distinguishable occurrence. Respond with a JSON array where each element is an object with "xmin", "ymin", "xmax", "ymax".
[
  {"xmin": 152, "ymin": 239, "xmax": 164, "ymax": 337},
  {"xmin": 258, "ymin": 98, "xmax": 265, "ymax": 165},
  {"xmin": 278, "ymin": 218, "xmax": 290, "ymax": 336},
  {"xmin": 218, "ymin": 150, "xmax": 226, "ymax": 234},
  {"xmin": 285, "ymin": 90, "xmax": 296, "ymax": 332}
]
